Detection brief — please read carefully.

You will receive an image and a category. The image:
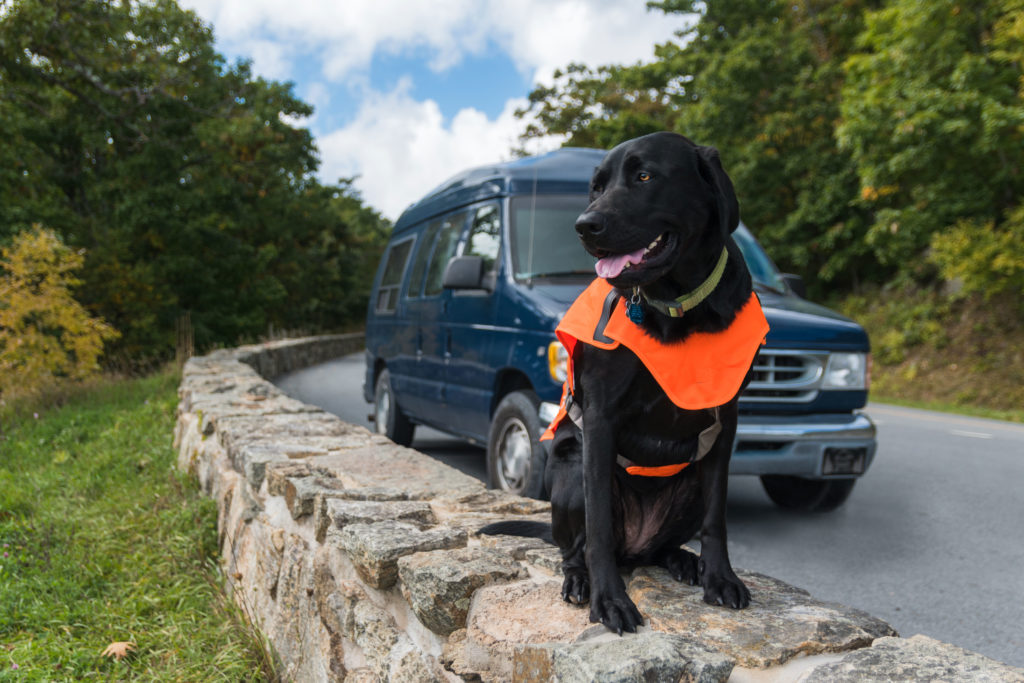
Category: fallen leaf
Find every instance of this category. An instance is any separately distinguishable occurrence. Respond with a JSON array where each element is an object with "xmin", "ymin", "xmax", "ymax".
[{"xmin": 101, "ymin": 641, "xmax": 135, "ymax": 661}]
